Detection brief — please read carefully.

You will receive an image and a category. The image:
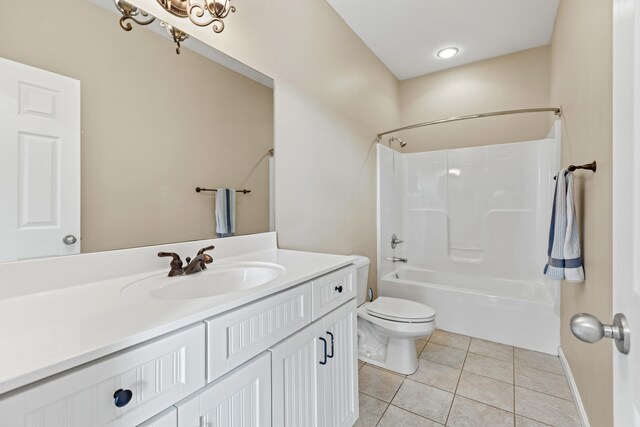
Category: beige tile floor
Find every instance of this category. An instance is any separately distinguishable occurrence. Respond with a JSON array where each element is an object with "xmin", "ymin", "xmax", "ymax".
[{"xmin": 355, "ymin": 330, "xmax": 581, "ymax": 427}]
